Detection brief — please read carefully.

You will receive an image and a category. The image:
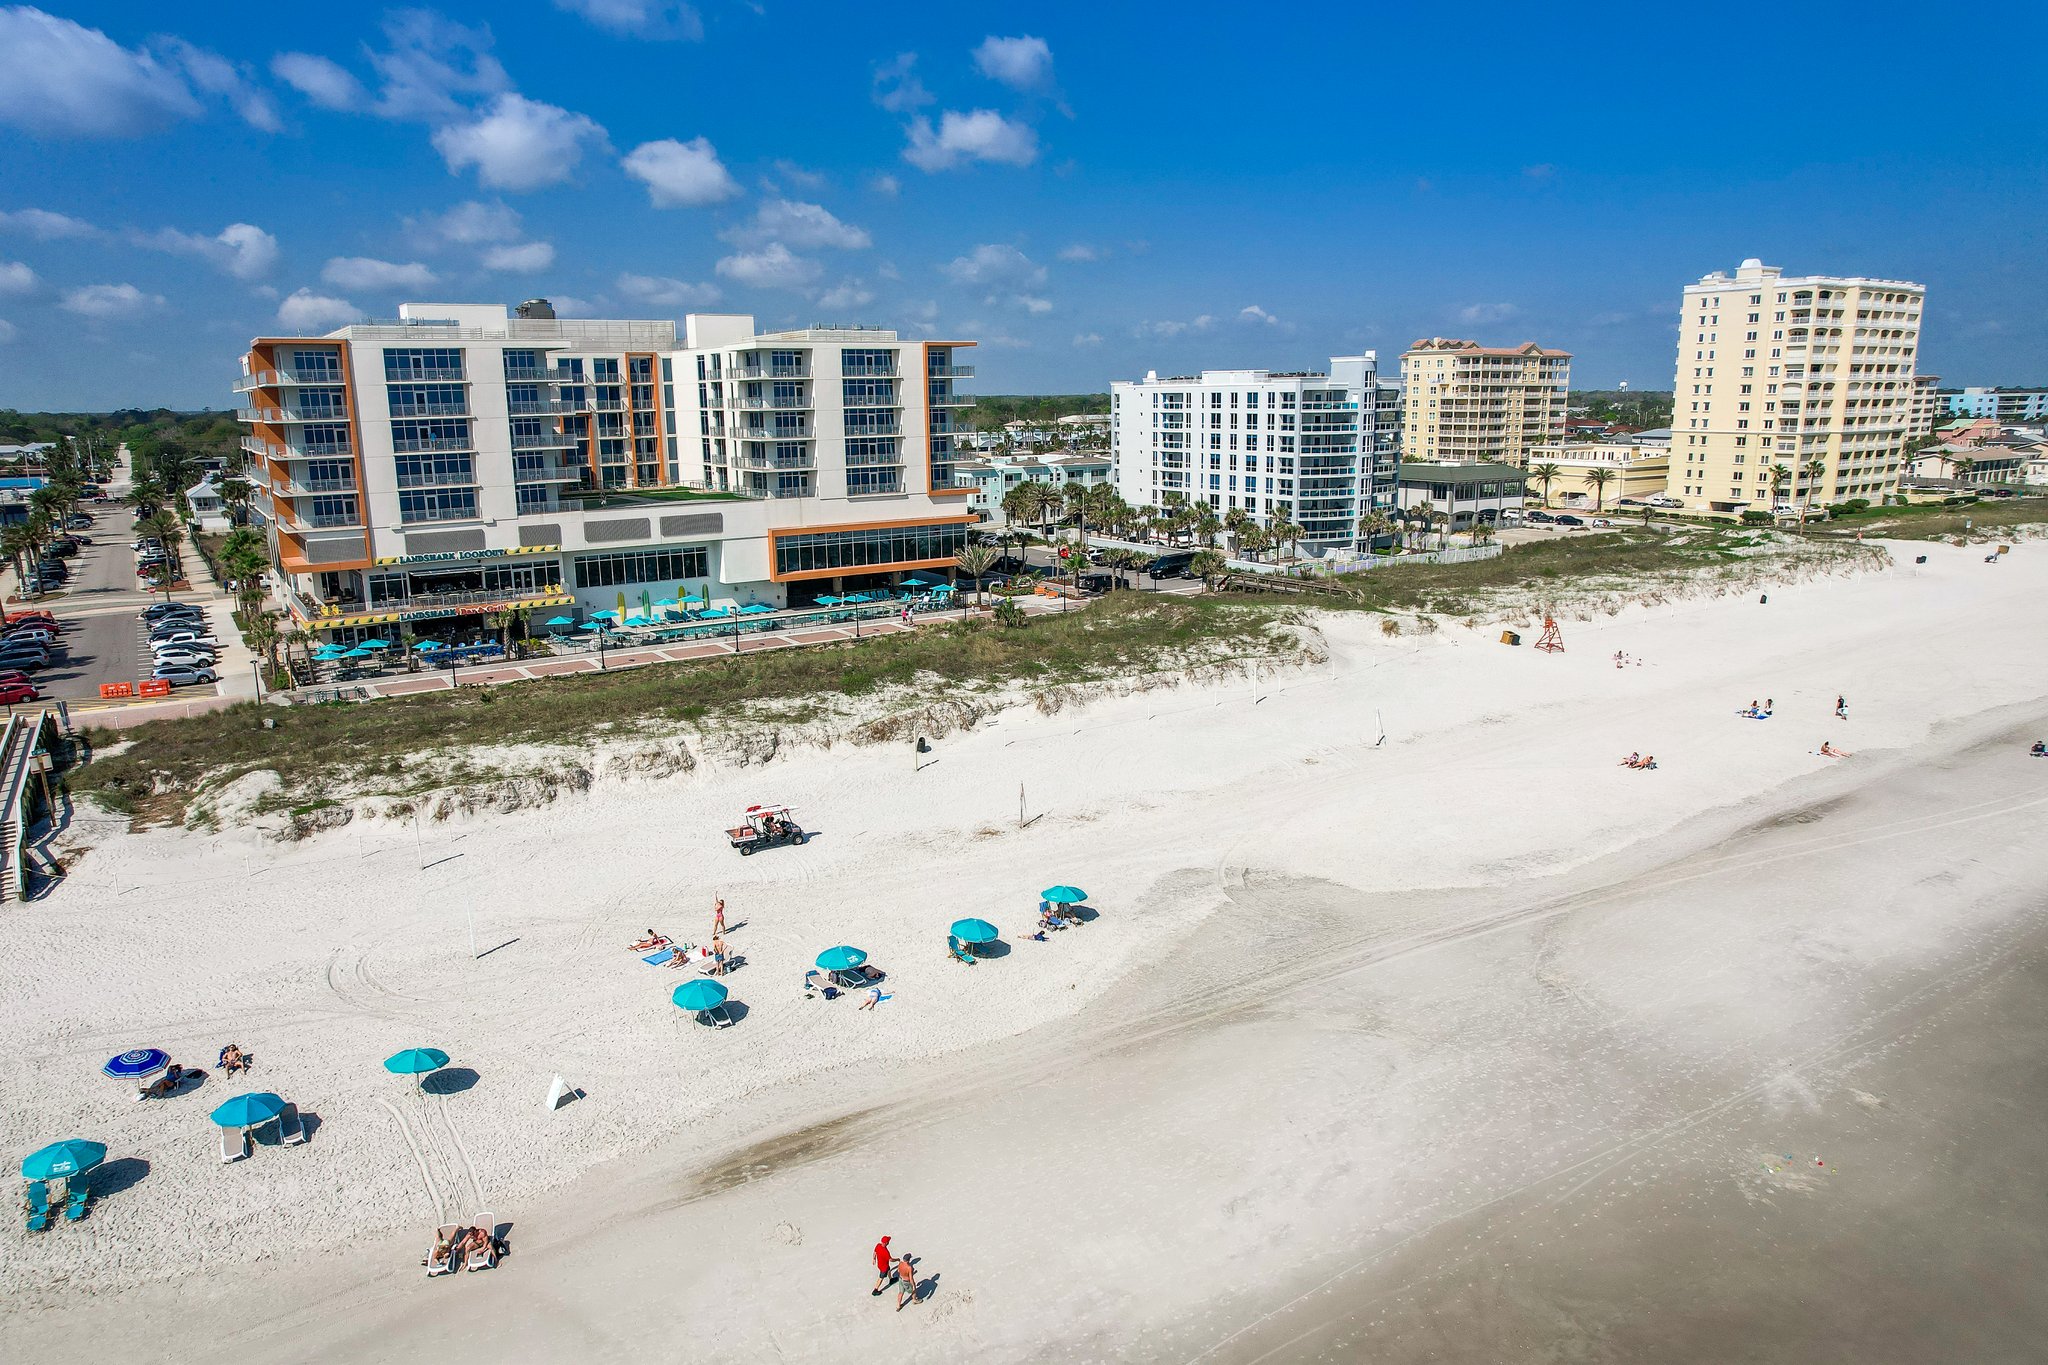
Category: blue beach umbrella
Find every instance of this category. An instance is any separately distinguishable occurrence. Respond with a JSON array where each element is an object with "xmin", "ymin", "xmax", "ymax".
[
  {"xmin": 579, "ymin": 621, "xmax": 608, "ymax": 632},
  {"xmin": 1041, "ymin": 885, "xmax": 1088, "ymax": 904},
  {"xmin": 591, "ymin": 609, "xmax": 619, "ymax": 621},
  {"xmin": 413, "ymin": 639, "xmax": 444, "ymax": 652},
  {"xmin": 625, "ymin": 614, "xmax": 652, "ymax": 627},
  {"xmin": 950, "ymin": 918, "xmax": 999, "ymax": 944},
  {"xmin": 342, "ymin": 645, "xmax": 375, "ymax": 659},
  {"xmin": 739, "ymin": 603, "xmax": 774, "ymax": 615},
  {"xmin": 382, "ymin": 1048, "xmax": 449, "ymax": 1078},
  {"xmin": 102, "ymin": 1048, "xmax": 169, "ymax": 1081},
  {"xmin": 312, "ymin": 644, "xmax": 348, "ymax": 659},
  {"xmin": 671, "ymin": 979, "xmax": 729, "ymax": 1012},
  {"xmin": 544, "ymin": 615, "xmax": 576, "ymax": 627},
  {"xmin": 210, "ymin": 1092, "xmax": 286, "ymax": 1129},
  {"xmin": 700, "ymin": 606, "xmax": 731, "ymax": 619},
  {"xmin": 358, "ymin": 639, "xmax": 391, "ymax": 649},
  {"xmin": 813, "ymin": 595, "xmax": 844, "ymax": 606},
  {"xmin": 20, "ymin": 1139, "xmax": 107, "ymax": 1181},
  {"xmin": 815, "ymin": 945, "xmax": 867, "ymax": 971}
]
